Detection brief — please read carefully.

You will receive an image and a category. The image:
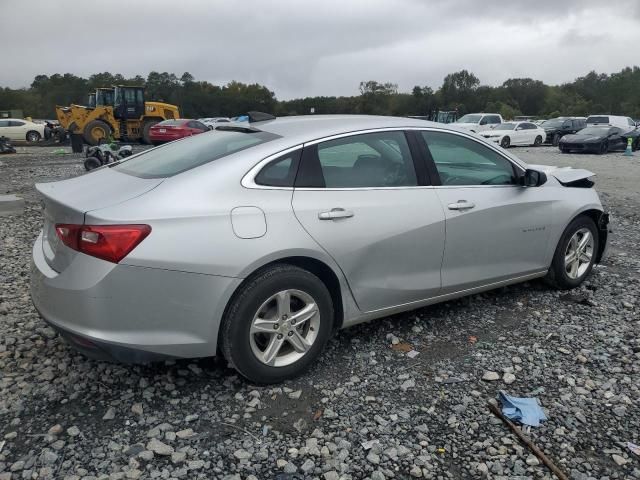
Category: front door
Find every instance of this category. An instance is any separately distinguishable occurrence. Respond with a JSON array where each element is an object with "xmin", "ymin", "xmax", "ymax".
[
  {"xmin": 418, "ymin": 129, "xmax": 553, "ymax": 293},
  {"xmin": 292, "ymin": 130, "xmax": 445, "ymax": 312}
]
